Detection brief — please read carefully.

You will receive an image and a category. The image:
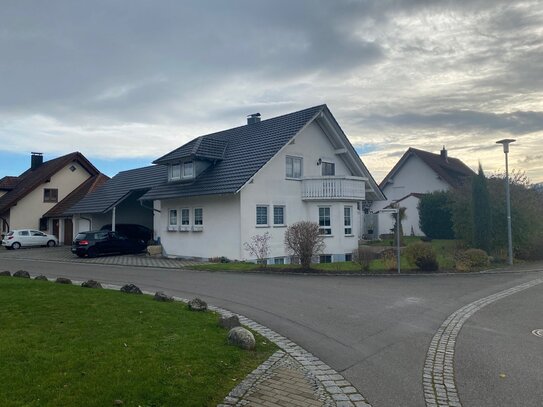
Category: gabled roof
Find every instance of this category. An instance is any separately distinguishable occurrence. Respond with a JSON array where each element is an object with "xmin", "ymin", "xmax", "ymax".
[
  {"xmin": 0, "ymin": 152, "xmax": 100, "ymax": 214},
  {"xmin": 380, "ymin": 147, "xmax": 475, "ymax": 190},
  {"xmin": 154, "ymin": 136, "xmax": 229, "ymax": 163},
  {"xmin": 43, "ymin": 173, "xmax": 109, "ymax": 218},
  {"xmin": 0, "ymin": 176, "xmax": 20, "ymax": 191},
  {"xmin": 140, "ymin": 104, "xmax": 385, "ymax": 201},
  {"xmin": 64, "ymin": 165, "xmax": 167, "ymax": 215}
]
